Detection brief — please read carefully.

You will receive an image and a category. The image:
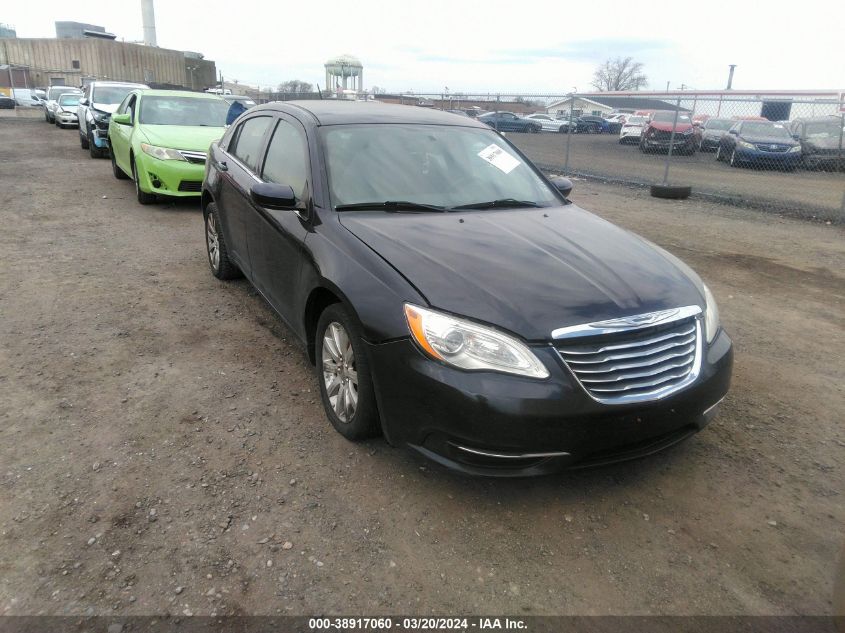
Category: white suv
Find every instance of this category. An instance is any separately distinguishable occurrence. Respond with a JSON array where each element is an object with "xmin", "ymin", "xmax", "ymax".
[{"xmin": 78, "ymin": 81, "xmax": 148, "ymax": 158}]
